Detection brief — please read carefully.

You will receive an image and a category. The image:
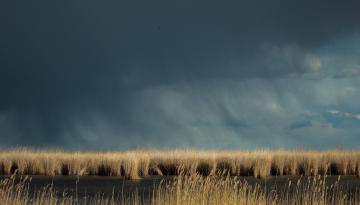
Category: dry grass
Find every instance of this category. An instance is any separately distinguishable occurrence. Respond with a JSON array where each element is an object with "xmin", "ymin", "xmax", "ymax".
[
  {"xmin": 1, "ymin": 173, "xmax": 360, "ymax": 205},
  {"xmin": 153, "ymin": 174, "xmax": 360, "ymax": 205},
  {"xmin": 1, "ymin": 149, "xmax": 360, "ymax": 179}
]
